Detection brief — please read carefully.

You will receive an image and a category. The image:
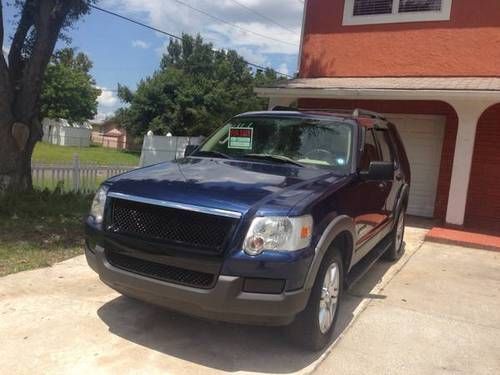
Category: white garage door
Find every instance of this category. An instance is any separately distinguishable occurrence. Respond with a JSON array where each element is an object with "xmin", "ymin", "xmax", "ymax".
[{"xmin": 386, "ymin": 114, "xmax": 446, "ymax": 218}]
